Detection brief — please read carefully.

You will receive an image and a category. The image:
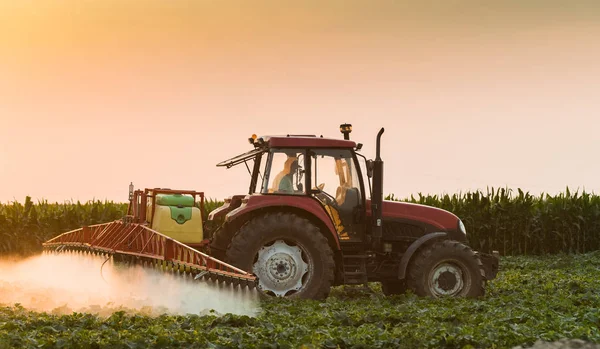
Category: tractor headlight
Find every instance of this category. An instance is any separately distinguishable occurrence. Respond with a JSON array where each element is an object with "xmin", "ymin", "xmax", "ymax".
[{"xmin": 458, "ymin": 219, "xmax": 466, "ymax": 235}]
